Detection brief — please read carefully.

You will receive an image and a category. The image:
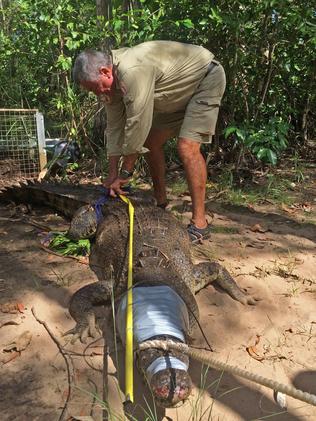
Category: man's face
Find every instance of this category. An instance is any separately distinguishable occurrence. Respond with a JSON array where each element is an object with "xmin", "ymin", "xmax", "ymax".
[{"xmin": 81, "ymin": 66, "xmax": 114, "ymax": 101}]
